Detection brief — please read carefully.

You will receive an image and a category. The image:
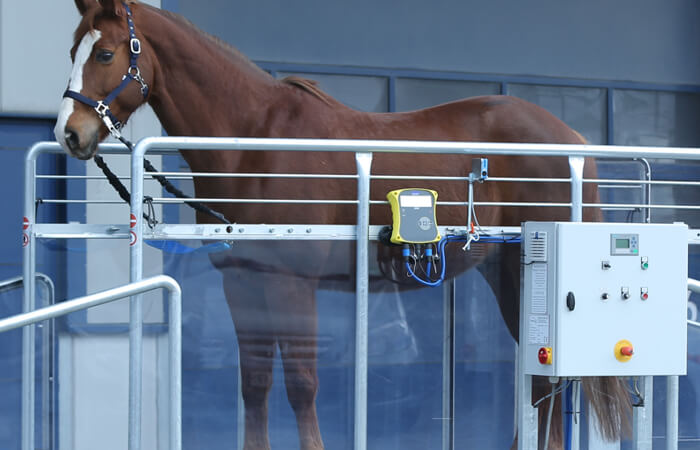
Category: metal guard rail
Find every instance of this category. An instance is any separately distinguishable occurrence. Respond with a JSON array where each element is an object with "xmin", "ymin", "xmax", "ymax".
[
  {"xmin": 0, "ymin": 275, "xmax": 182, "ymax": 450},
  {"xmin": 25, "ymin": 138, "xmax": 700, "ymax": 450},
  {"xmin": 0, "ymin": 274, "xmax": 54, "ymax": 450}
]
